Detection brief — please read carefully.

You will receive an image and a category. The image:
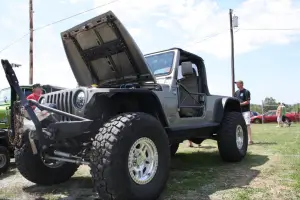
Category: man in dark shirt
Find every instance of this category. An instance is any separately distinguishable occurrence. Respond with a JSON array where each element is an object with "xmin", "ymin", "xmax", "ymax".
[{"xmin": 234, "ymin": 80, "xmax": 253, "ymax": 144}]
